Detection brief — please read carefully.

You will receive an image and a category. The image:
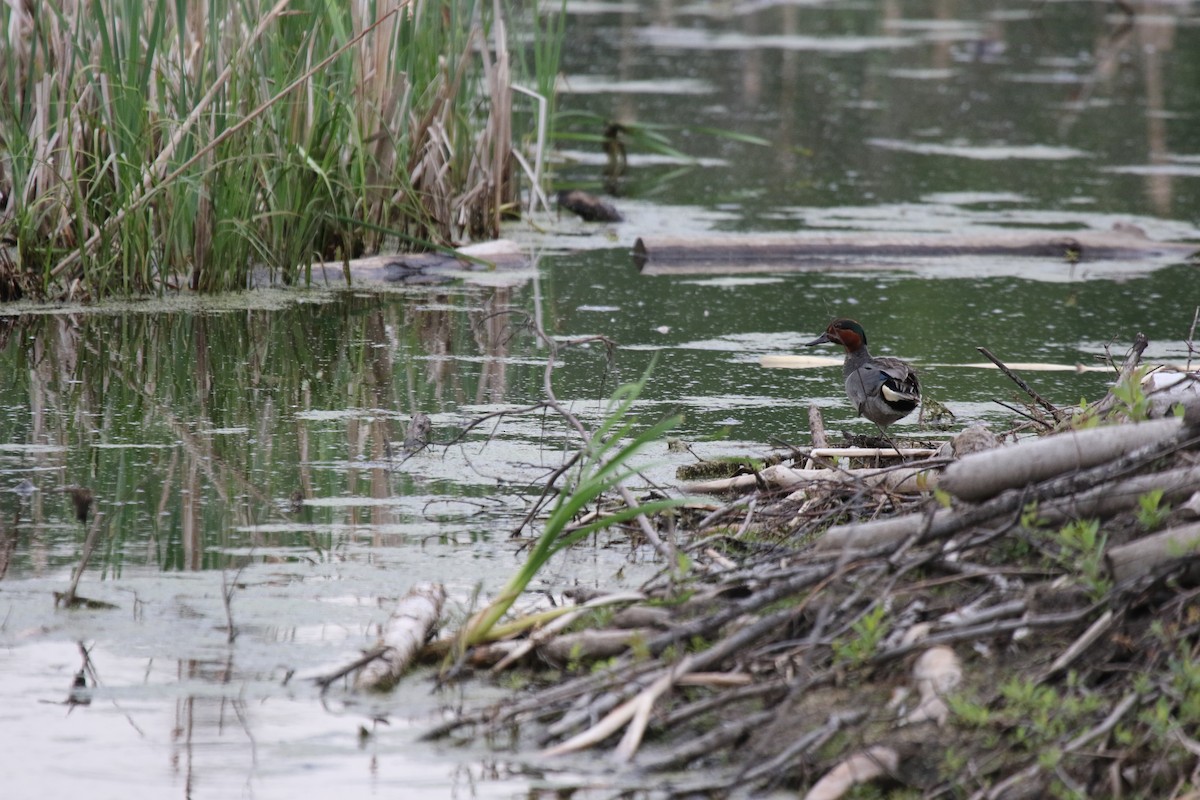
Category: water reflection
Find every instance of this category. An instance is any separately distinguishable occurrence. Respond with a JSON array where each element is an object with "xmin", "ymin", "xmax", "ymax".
[
  {"xmin": 2, "ymin": 2, "xmax": 1199, "ymax": 797},
  {"xmin": 559, "ymin": 0, "xmax": 1200, "ymax": 224},
  {"xmin": 0, "ymin": 288, "xmax": 541, "ymax": 577}
]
